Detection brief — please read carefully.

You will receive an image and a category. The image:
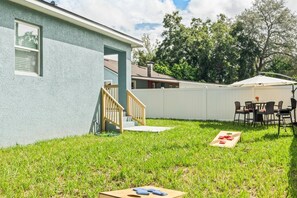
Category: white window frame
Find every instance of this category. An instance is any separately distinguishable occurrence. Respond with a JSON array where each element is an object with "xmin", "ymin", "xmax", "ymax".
[
  {"xmin": 131, "ymin": 80, "xmax": 137, "ymax": 89},
  {"xmin": 15, "ymin": 20, "xmax": 41, "ymax": 76},
  {"xmin": 104, "ymin": 80, "xmax": 113, "ymax": 85}
]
